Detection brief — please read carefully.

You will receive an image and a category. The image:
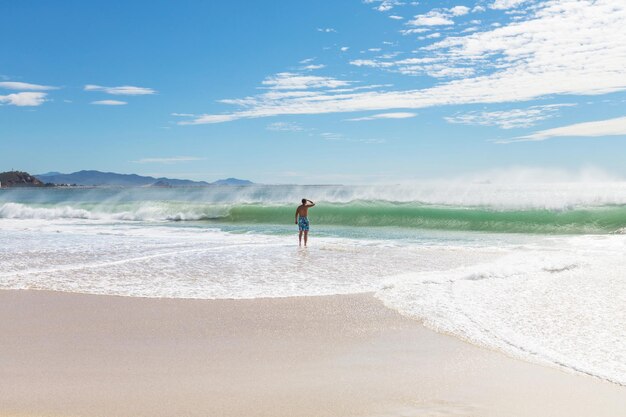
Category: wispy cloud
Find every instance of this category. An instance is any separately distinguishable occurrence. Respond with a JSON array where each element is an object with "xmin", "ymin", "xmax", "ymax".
[
  {"xmin": 445, "ymin": 104, "xmax": 574, "ymax": 129},
  {"xmin": 131, "ymin": 156, "xmax": 206, "ymax": 164},
  {"xmin": 0, "ymin": 80, "xmax": 56, "ymax": 106},
  {"xmin": 346, "ymin": 112, "xmax": 416, "ymax": 121},
  {"xmin": 84, "ymin": 84, "xmax": 156, "ymax": 95},
  {"xmin": 261, "ymin": 72, "xmax": 351, "ymax": 90},
  {"xmin": 490, "ymin": 0, "xmax": 529, "ymax": 10},
  {"xmin": 400, "ymin": 28, "xmax": 430, "ymax": 35},
  {"xmin": 91, "ymin": 100, "xmax": 127, "ymax": 105},
  {"xmin": 301, "ymin": 64, "xmax": 326, "ymax": 70},
  {"xmin": 364, "ymin": 0, "xmax": 404, "ymax": 12},
  {"xmin": 177, "ymin": 0, "xmax": 626, "ymax": 126},
  {"xmin": 499, "ymin": 115, "xmax": 626, "ymax": 143},
  {"xmin": 350, "ymin": 56, "xmax": 473, "ymax": 78},
  {"xmin": 406, "ymin": 5, "xmax": 475, "ymax": 27},
  {"xmin": 408, "ymin": 10, "xmax": 455, "ymax": 26},
  {"xmin": 320, "ymin": 132, "xmax": 386, "ymax": 144},
  {"xmin": 0, "ymin": 92, "xmax": 47, "ymax": 106},
  {"xmin": 0, "ymin": 81, "xmax": 57, "ymax": 91},
  {"xmin": 266, "ymin": 121, "xmax": 304, "ymax": 131},
  {"xmin": 316, "ymin": 28, "xmax": 337, "ymax": 33}
]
